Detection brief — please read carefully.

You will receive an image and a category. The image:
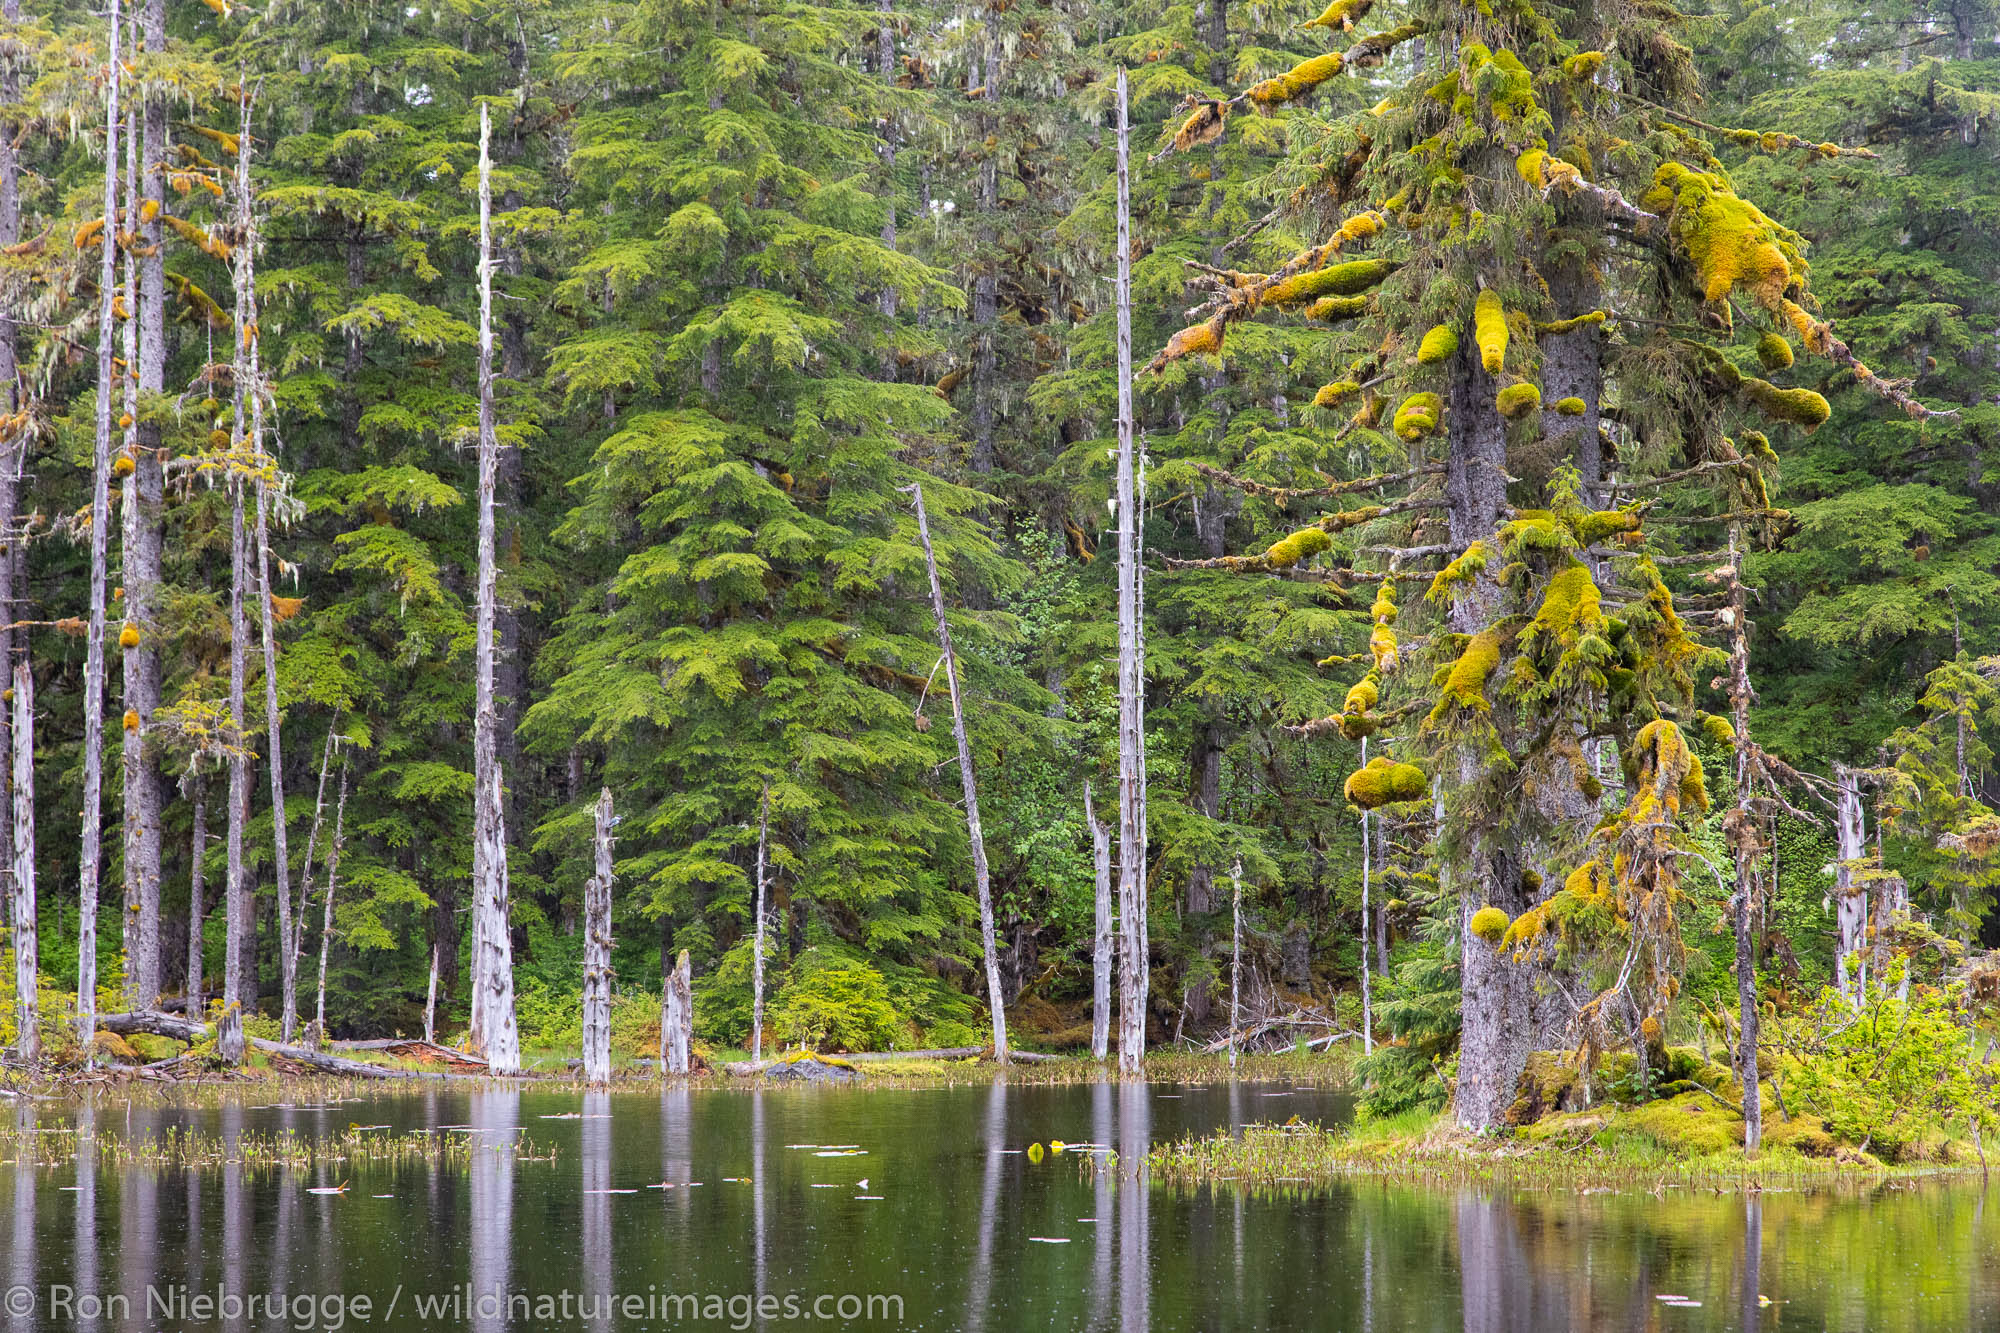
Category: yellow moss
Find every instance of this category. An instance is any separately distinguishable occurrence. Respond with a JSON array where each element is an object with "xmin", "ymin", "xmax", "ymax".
[
  {"xmin": 1529, "ymin": 563, "xmax": 1604, "ymax": 645},
  {"xmin": 1474, "ymin": 289, "xmax": 1508, "ymax": 373},
  {"xmin": 1574, "ymin": 508, "xmax": 1642, "ymax": 544},
  {"xmin": 1536, "ymin": 310, "xmax": 1606, "ymax": 335},
  {"xmin": 1265, "ymin": 527, "xmax": 1334, "ymax": 569},
  {"xmin": 1563, "ymin": 51, "xmax": 1605, "ymax": 79},
  {"xmin": 1392, "ymin": 391, "xmax": 1443, "ymax": 440},
  {"xmin": 1304, "ymin": 295, "xmax": 1369, "ymax": 322},
  {"xmin": 1428, "ymin": 629, "xmax": 1502, "ymax": 721},
  {"xmin": 1368, "ymin": 621, "xmax": 1399, "ymax": 670},
  {"xmin": 1551, "ymin": 396, "xmax": 1586, "ymax": 417},
  {"xmin": 122, "ymin": 709, "xmax": 140, "ymax": 732},
  {"xmin": 1159, "ymin": 319, "xmax": 1223, "ymax": 364},
  {"xmin": 1247, "ymin": 51, "xmax": 1346, "ymax": 108},
  {"xmin": 1756, "ymin": 331, "xmax": 1794, "ymax": 371},
  {"xmin": 74, "ymin": 217, "xmax": 105, "ymax": 249},
  {"xmin": 1314, "ymin": 380, "xmax": 1362, "ymax": 408},
  {"xmin": 1344, "ymin": 675, "xmax": 1379, "ymax": 715},
  {"xmin": 118, "ymin": 622, "xmax": 140, "ymax": 649},
  {"xmin": 1741, "ymin": 376, "xmax": 1830, "ymax": 433},
  {"xmin": 1652, "ymin": 163, "xmax": 1804, "ymax": 312},
  {"xmin": 1700, "ymin": 713, "xmax": 1736, "ymax": 746},
  {"xmin": 1300, "ymin": 0, "xmax": 1374, "ymax": 30},
  {"xmin": 1469, "ymin": 906, "xmax": 1511, "ymax": 943},
  {"xmin": 1345, "ymin": 756, "xmax": 1429, "ymax": 809},
  {"xmin": 1173, "ymin": 101, "xmax": 1230, "ymax": 152},
  {"xmin": 1496, "ymin": 382, "xmax": 1541, "ymax": 418},
  {"xmin": 1370, "ymin": 582, "xmax": 1397, "ymax": 624},
  {"xmin": 113, "ymin": 452, "xmax": 136, "ymax": 477},
  {"xmin": 1632, "ymin": 719, "xmax": 1710, "ymax": 817},
  {"xmin": 1416, "ymin": 325, "xmax": 1458, "ymax": 364},
  {"xmin": 1461, "ymin": 45, "xmax": 1538, "ymax": 121},
  {"xmin": 1264, "ymin": 258, "xmax": 1396, "ymax": 307},
  {"xmin": 1516, "ymin": 149, "xmax": 1549, "ymax": 186},
  {"xmin": 1426, "ymin": 540, "xmax": 1490, "ymax": 602}
]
